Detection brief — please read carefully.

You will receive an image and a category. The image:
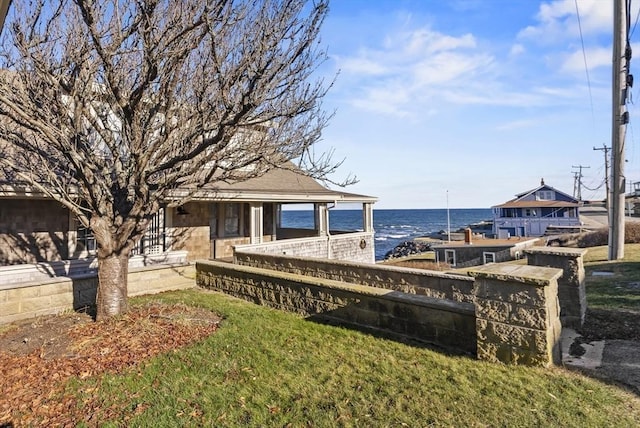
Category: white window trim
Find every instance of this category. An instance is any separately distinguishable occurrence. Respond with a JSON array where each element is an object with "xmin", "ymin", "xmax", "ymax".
[
  {"xmin": 445, "ymin": 249, "xmax": 456, "ymax": 267},
  {"xmin": 483, "ymin": 252, "xmax": 496, "ymax": 264}
]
